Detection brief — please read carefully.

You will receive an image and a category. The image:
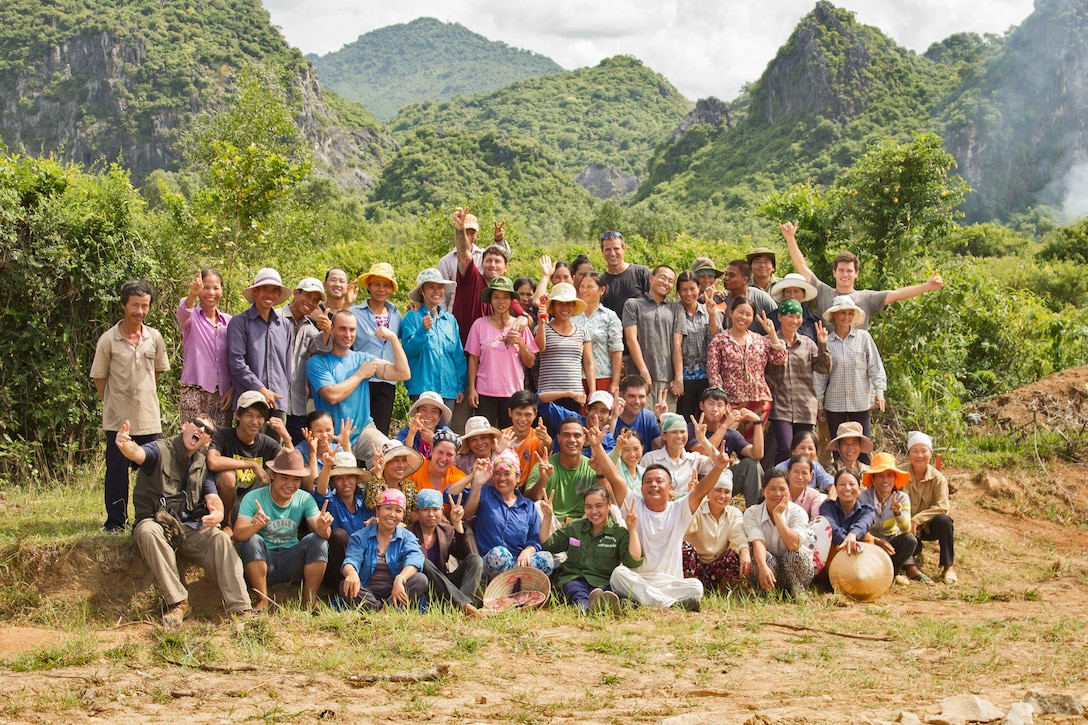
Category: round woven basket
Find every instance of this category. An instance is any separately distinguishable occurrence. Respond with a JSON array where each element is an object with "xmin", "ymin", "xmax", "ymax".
[
  {"xmin": 482, "ymin": 567, "xmax": 551, "ymax": 611},
  {"xmin": 828, "ymin": 544, "xmax": 893, "ymax": 602}
]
